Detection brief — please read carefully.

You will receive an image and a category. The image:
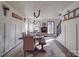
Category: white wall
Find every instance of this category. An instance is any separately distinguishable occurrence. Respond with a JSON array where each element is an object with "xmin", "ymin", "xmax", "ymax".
[
  {"xmin": 0, "ymin": 1, "xmax": 25, "ymax": 56},
  {"xmin": 56, "ymin": 1, "xmax": 79, "ymax": 56}
]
